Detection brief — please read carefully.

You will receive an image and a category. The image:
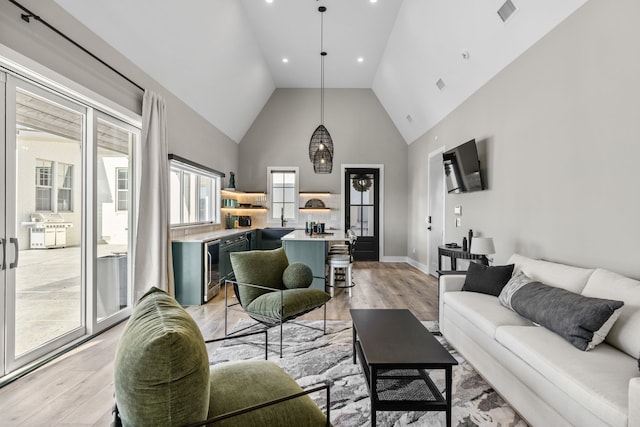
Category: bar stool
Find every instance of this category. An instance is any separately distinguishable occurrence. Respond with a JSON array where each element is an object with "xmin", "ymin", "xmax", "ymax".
[
  {"xmin": 326, "ymin": 231, "xmax": 357, "ymax": 297},
  {"xmin": 328, "ymin": 255, "xmax": 352, "ymax": 297}
]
